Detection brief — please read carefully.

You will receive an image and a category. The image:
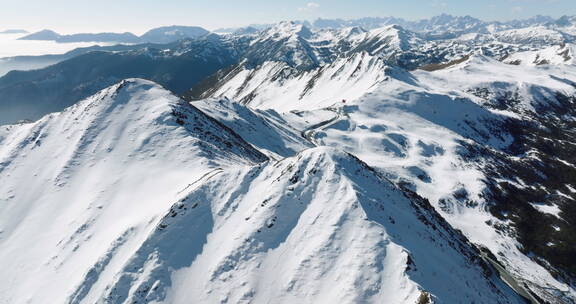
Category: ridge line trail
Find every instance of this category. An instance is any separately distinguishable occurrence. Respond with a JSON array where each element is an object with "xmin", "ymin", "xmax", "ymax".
[
  {"xmin": 177, "ymin": 168, "xmax": 224, "ymax": 195},
  {"xmin": 300, "ymin": 105, "xmax": 346, "ymax": 146}
]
